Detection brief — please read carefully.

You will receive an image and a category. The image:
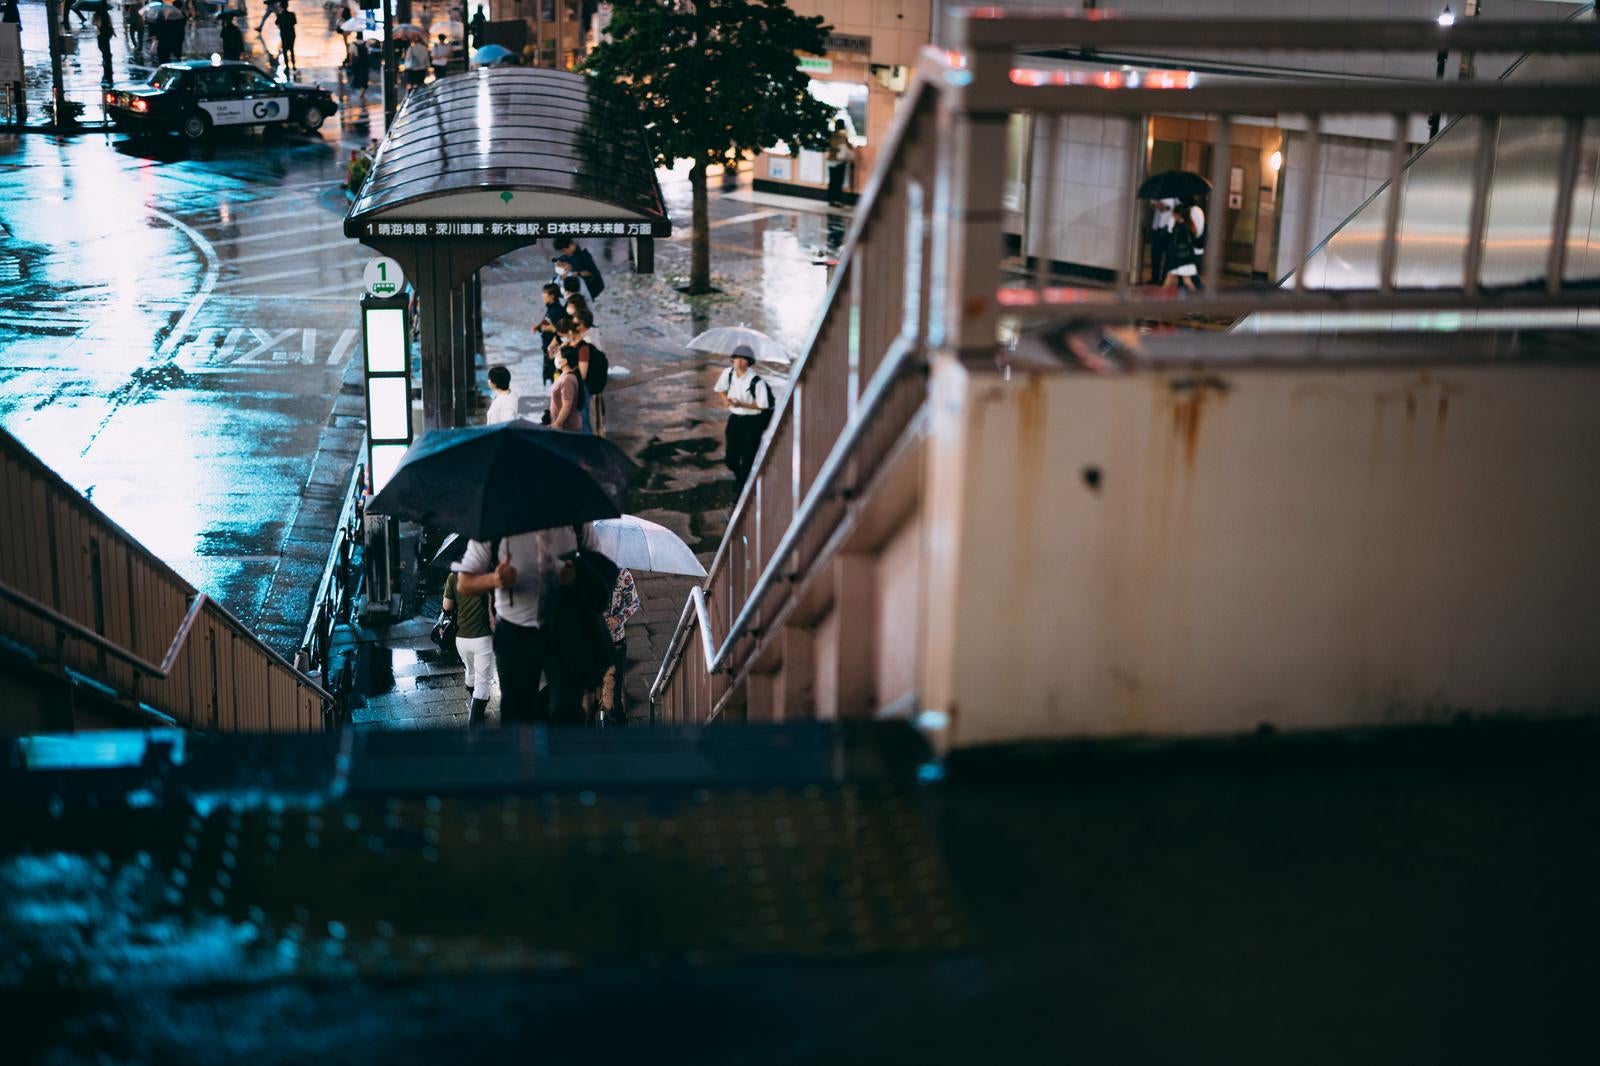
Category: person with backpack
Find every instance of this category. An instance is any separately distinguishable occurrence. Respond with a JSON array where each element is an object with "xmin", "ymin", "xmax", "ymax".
[
  {"xmin": 563, "ymin": 295, "xmax": 609, "ymax": 436},
  {"xmin": 1162, "ymin": 195, "xmax": 1207, "ymax": 291},
  {"xmin": 714, "ymin": 344, "xmax": 775, "ymax": 492}
]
